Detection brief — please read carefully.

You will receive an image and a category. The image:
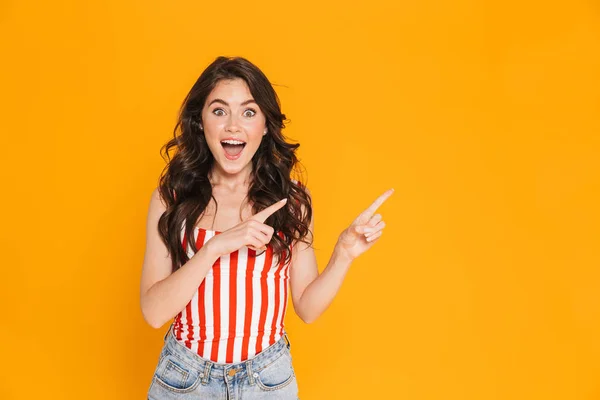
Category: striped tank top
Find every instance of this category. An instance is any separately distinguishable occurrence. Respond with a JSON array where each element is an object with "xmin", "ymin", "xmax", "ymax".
[{"xmin": 172, "ymin": 226, "xmax": 292, "ymax": 363}]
